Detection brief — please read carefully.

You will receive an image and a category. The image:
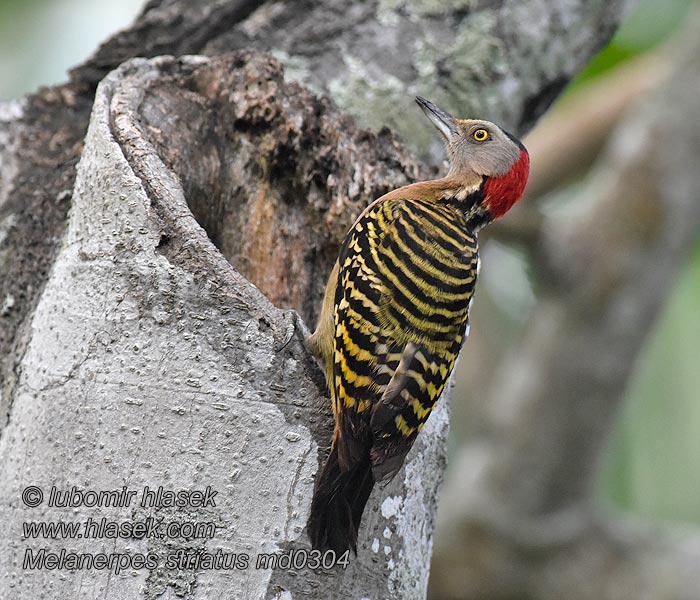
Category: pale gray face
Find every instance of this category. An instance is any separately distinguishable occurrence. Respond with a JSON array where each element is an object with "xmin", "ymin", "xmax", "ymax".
[{"xmin": 416, "ymin": 96, "xmax": 521, "ymax": 178}]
